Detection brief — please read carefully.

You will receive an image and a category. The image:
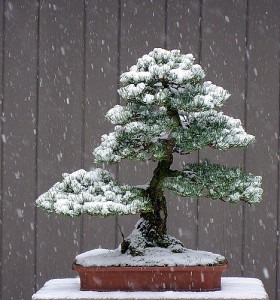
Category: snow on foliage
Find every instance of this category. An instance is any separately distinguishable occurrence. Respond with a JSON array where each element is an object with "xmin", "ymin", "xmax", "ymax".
[
  {"xmin": 37, "ymin": 48, "xmax": 262, "ymax": 234},
  {"xmin": 175, "ymin": 110, "xmax": 255, "ymax": 152},
  {"xmin": 164, "ymin": 160, "xmax": 262, "ymax": 204},
  {"xmin": 36, "ymin": 169, "xmax": 150, "ymax": 217},
  {"xmin": 93, "ymin": 48, "xmax": 251, "ymax": 163}
]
